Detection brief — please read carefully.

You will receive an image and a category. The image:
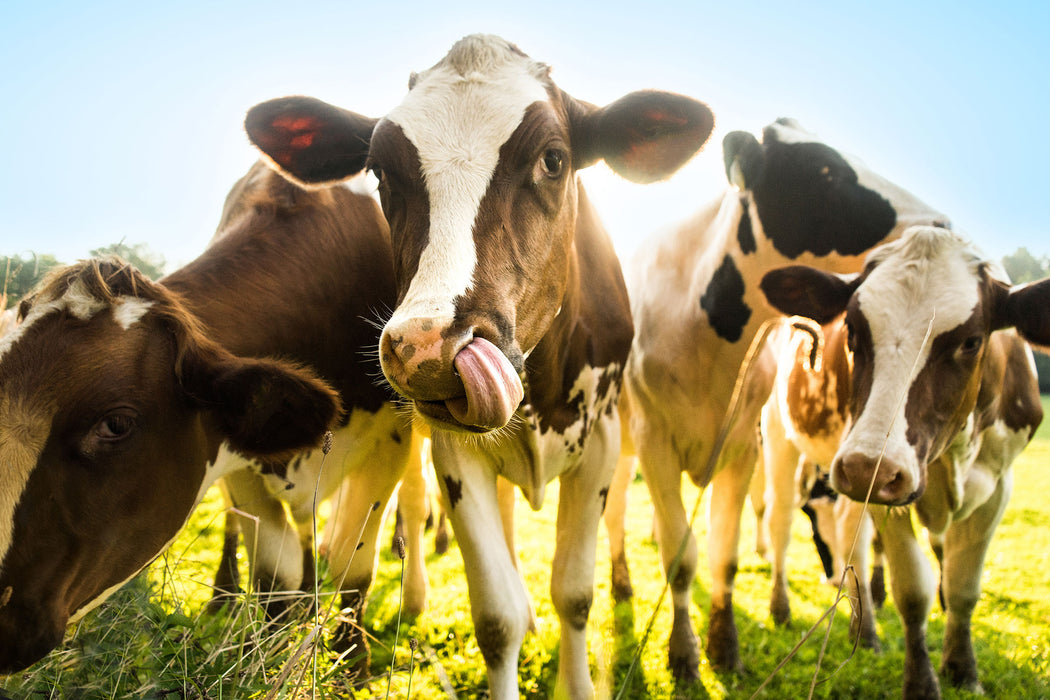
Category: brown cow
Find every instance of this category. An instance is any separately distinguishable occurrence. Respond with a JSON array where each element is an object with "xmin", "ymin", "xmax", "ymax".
[
  {"xmin": 0, "ymin": 161, "xmax": 410, "ymax": 673},
  {"xmin": 761, "ymin": 225, "xmax": 1049, "ymax": 698},
  {"xmin": 244, "ymin": 33, "xmax": 713, "ymax": 698}
]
